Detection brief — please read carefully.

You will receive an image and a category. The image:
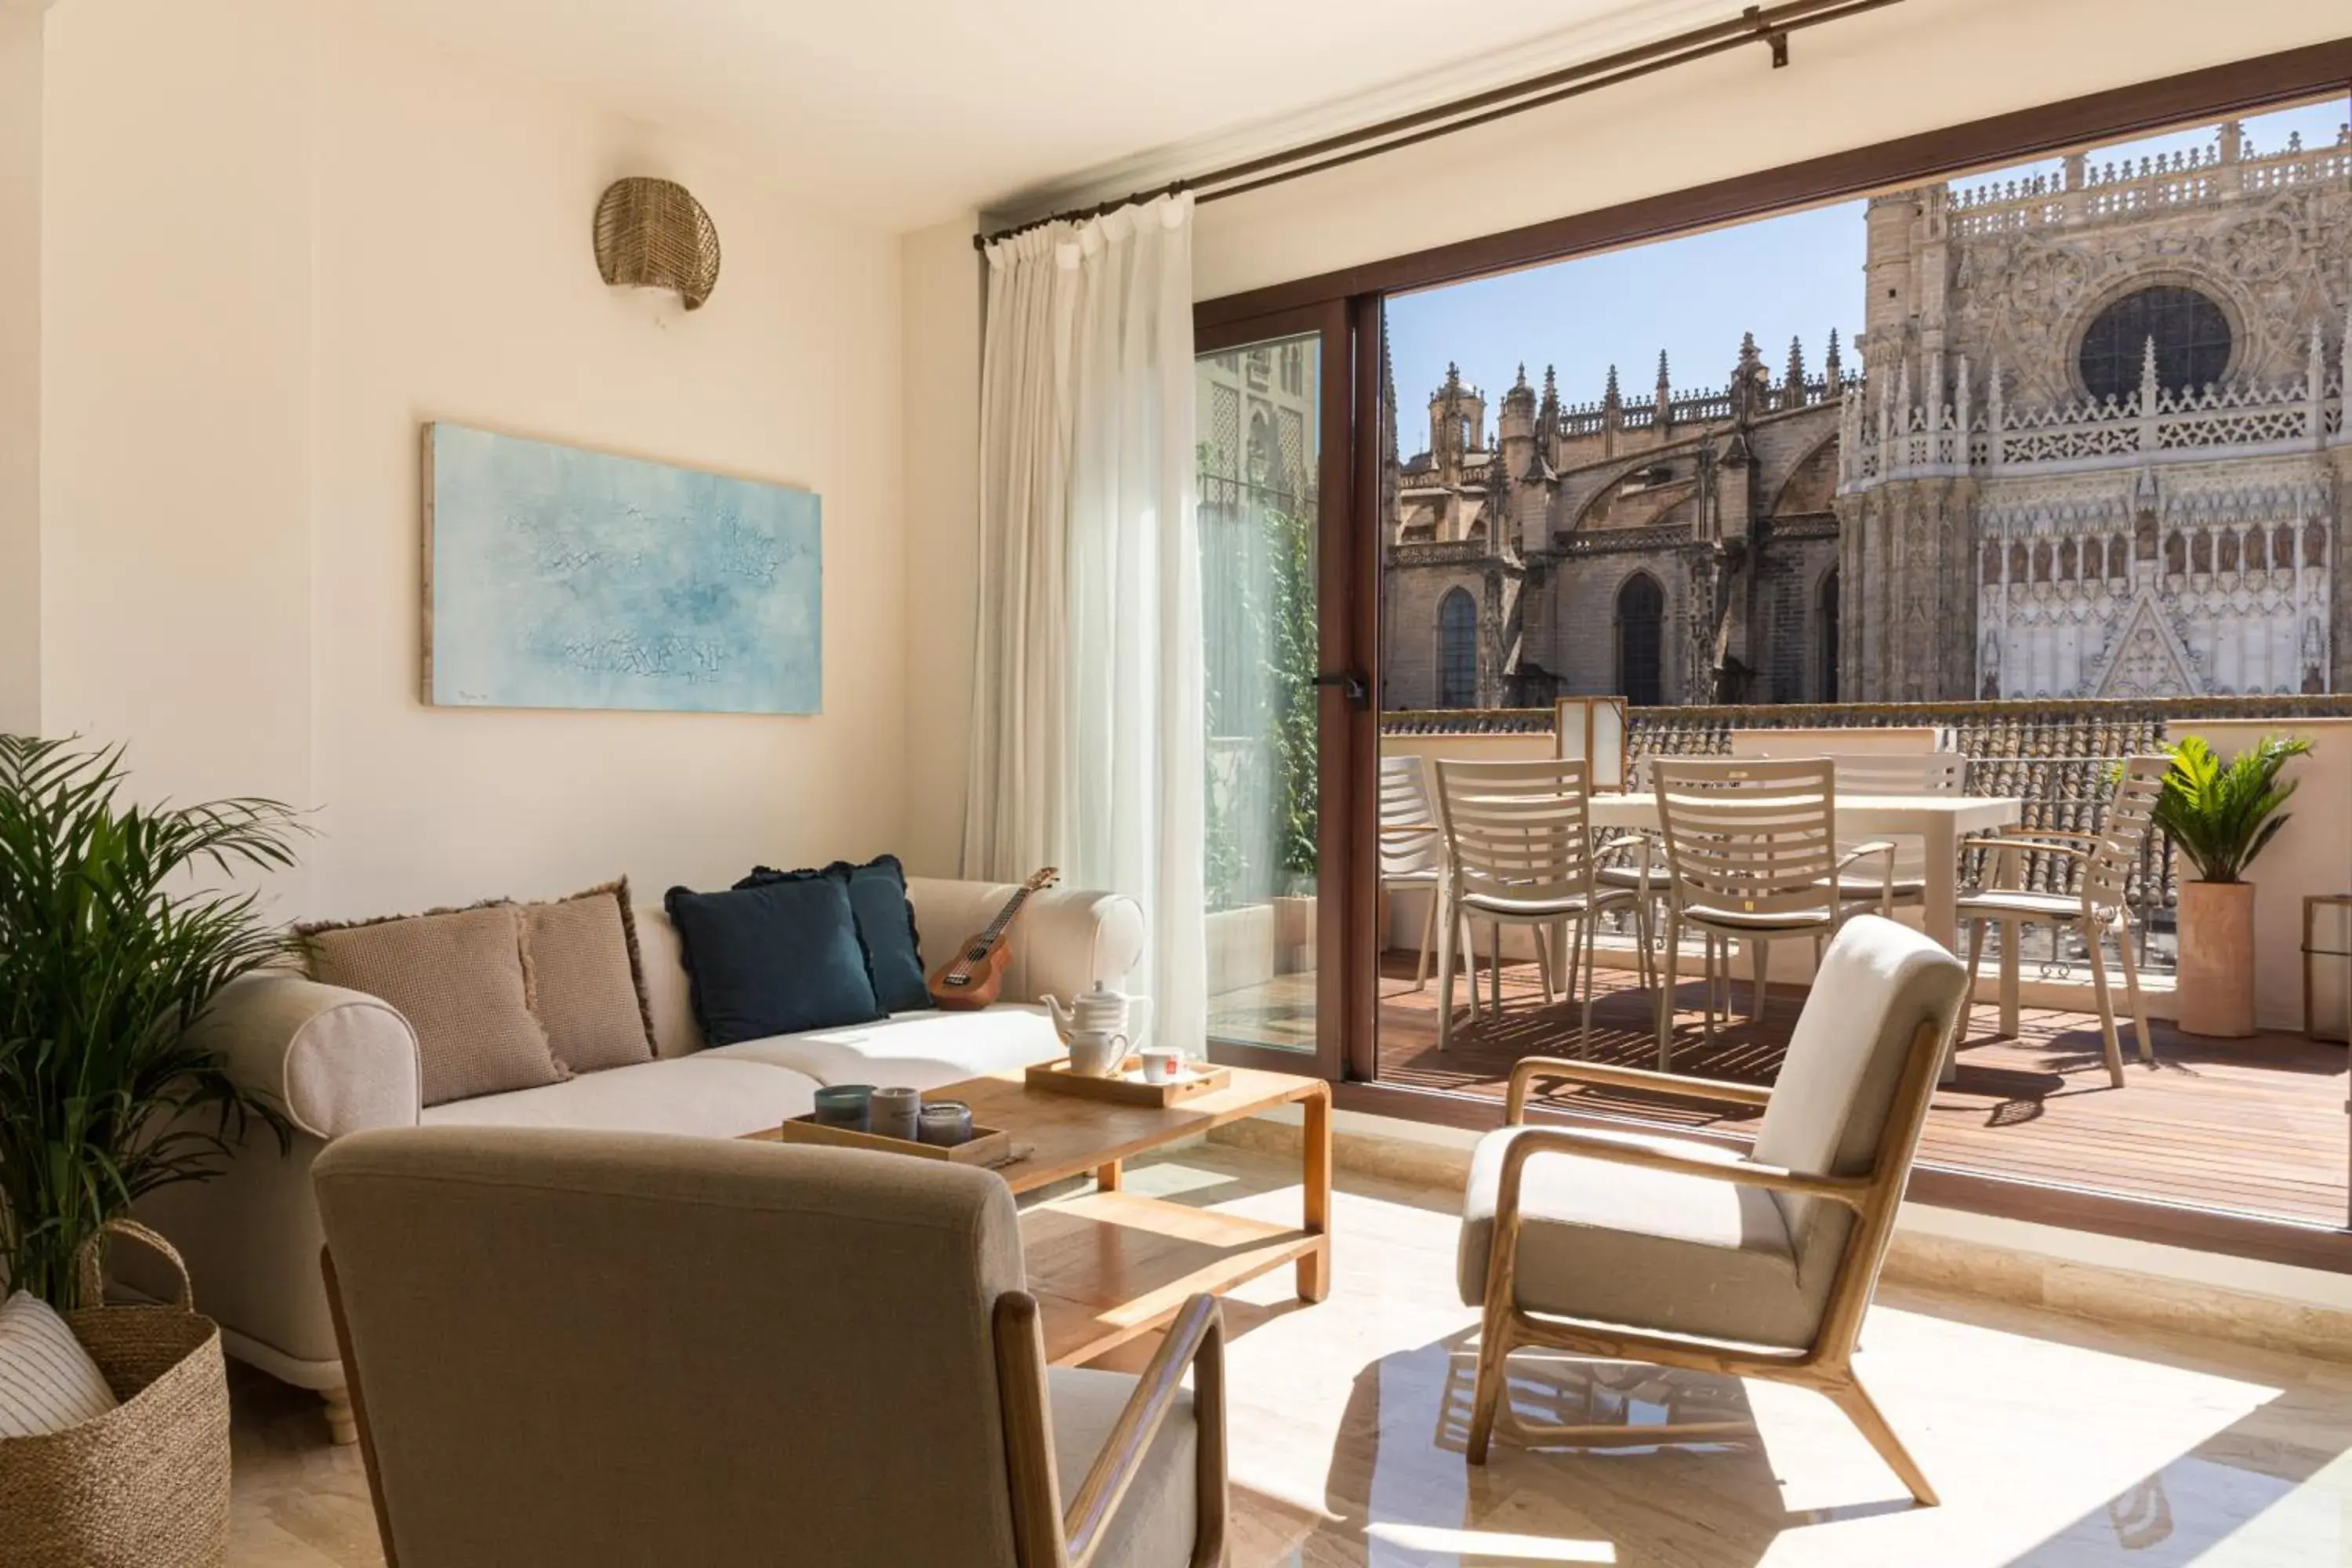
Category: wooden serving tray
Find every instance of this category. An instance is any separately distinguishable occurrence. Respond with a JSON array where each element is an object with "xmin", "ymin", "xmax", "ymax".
[
  {"xmin": 772, "ymin": 1114, "xmax": 1015, "ymax": 1168},
  {"xmin": 1024, "ymin": 1056, "xmax": 1232, "ymax": 1107}
]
